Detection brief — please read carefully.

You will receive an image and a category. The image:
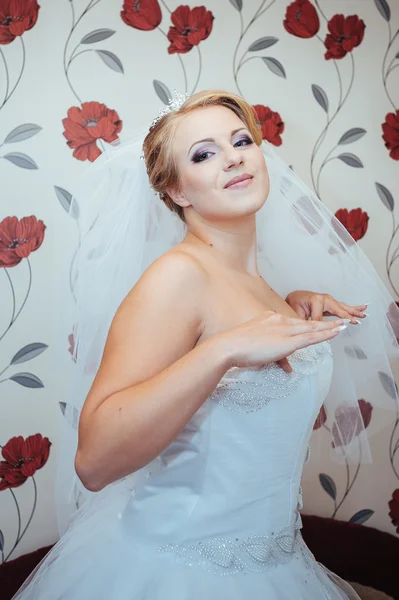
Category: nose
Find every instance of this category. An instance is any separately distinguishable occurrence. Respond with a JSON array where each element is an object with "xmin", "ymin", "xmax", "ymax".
[{"xmin": 223, "ymin": 145, "xmax": 244, "ymax": 171}]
